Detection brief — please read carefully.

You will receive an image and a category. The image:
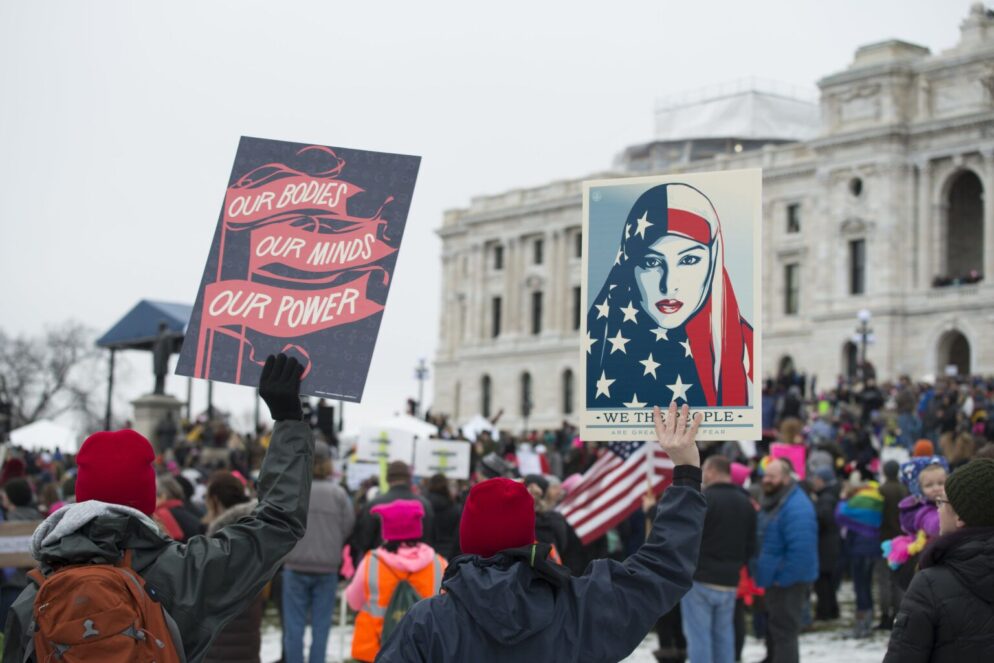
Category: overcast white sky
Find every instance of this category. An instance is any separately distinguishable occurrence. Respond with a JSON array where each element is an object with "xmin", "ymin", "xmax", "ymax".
[{"xmin": 0, "ymin": 0, "xmax": 978, "ymax": 433}]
